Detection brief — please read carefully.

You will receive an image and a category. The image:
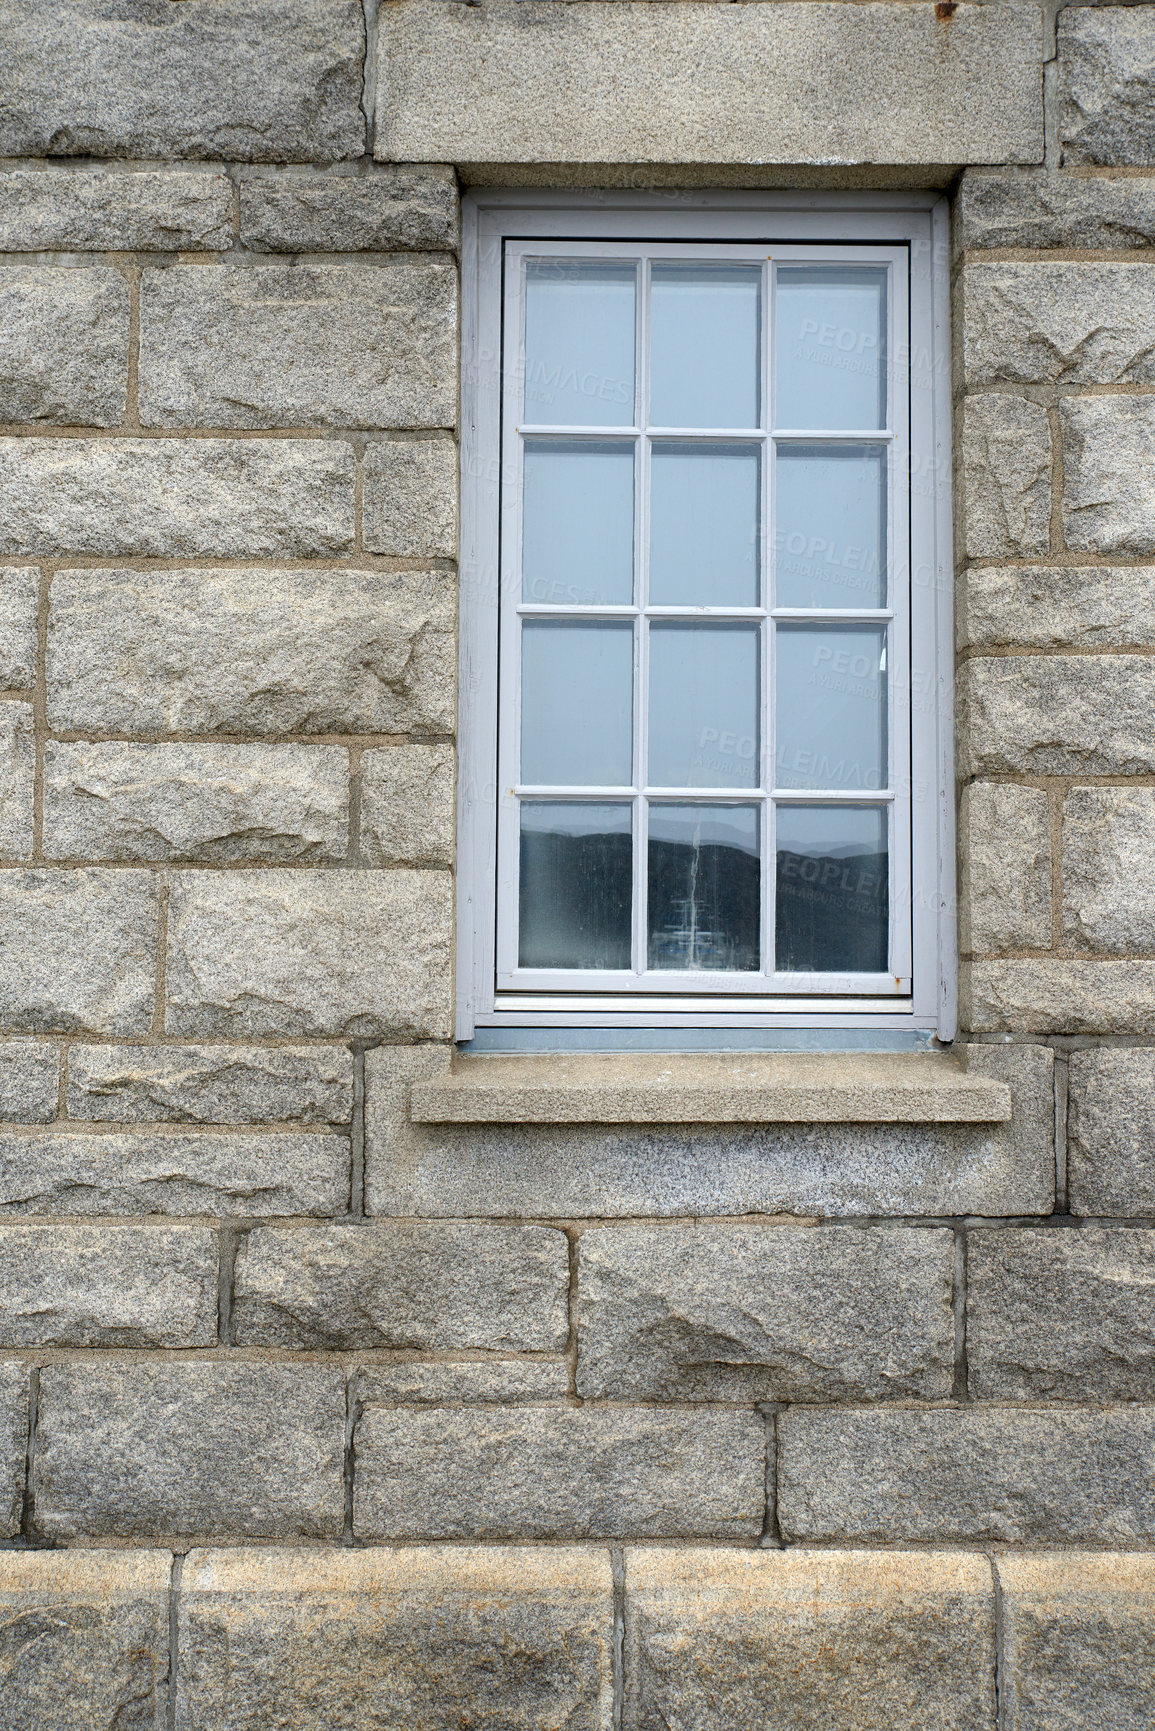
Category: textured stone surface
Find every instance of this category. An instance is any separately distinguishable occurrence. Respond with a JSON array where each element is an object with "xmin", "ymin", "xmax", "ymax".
[
  {"xmin": 1000, "ymin": 1552, "xmax": 1155, "ymax": 1731},
  {"xmin": 360, "ymin": 745, "xmax": 455, "ymax": 866},
  {"xmin": 0, "ymin": 439, "xmax": 354, "ymax": 558},
  {"xmin": 625, "ymin": 1548, "xmax": 996, "ymax": 1731},
  {"xmin": 43, "ymin": 741, "xmax": 349, "ymax": 863},
  {"xmin": 166, "ymin": 869, "xmax": 453, "ymax": 1039},
  {"xmin": 233, "ymin": 1221, "xmax": 569, "ymax": 1351},
  {"xmin": 0, "ymin": 1549, "xmax": 171, "ymax": 1731},
  {"xmin": 359, "ymin": 1361, "xmax": 569, "ymax": 1405},
  {"xmin": 962, "ymin": 396, "xmax": 1051, "ymax": 559},
  {"xmin": 960, "ymin": 654, "xmax": 1155, "ymax": 777},
  {"xmin": 576, "ymin": 1223, "xmax": 954, "ymax": 1402},
  {"xmin": 0, "ymin": 1040, "xmax": 58, "ymax": 1123},
  {"xmin": 140, "ymin": 263, "xmax": 457, "ymax": 430},
  {"xmin": 0, "ymin": 703, "xmax": 34, "ymax": 861},
  {"xmin": 1069, "ymin": 1047, "xmax": 1155, "ymax": 1214},
  {"xmin": 1063, "ymin": 786, "xmax": 1155, "ymax": 953},
  {"xmin": 959, "ymin": 782, "xmax": 1052, "ymax": 954},
  {"xmin": 363, "ymin": 437, "xmax": 458, "ymax": 558},
  {"xmin": 0, "ymin": 167, "xmax": 233, "ymax": 251},
  {"xmin": 0, "ymin": 1361, "xmax": 27, "ymax": 1536},
  {"xmin": 779, "ymin": 1407, "xmax": 1155, "ymax": 1544},
  {"xmin": 957, "ymin": 167, "xmax": 1155, "ymax": 251},
  {"xmin": 968, "ymin": 1227, "xmax": 1155, "ymax": 1401},
  {"xmin": 965, "ymin": 959, "xmax": 1155, "ymax": 1035},
  {"xmin": 0, "ymin": 567, "xmax": 37, "ymax": 690},
  {"xmin": 965, "ymin": 262, "xmax": 1155, "ymax": 386},
  {"xmin": 958, "ymin": 565, "xmax": 1155, "ymax": 651},
  {"xmin": 177, "ymin": 1546, "xmax": 613, "ymax": 1731},
  {"xmin": 67, "ymin": 1043, "xmax": 352, "ymax": 1126},
  {"xmin": 0, "ymin": 1222, "xmax": 217, "ymax": 1348},
  {"xmin": 376, "ymin": 0, "xmax": 1044, "ymax": 169},
  {"xmin": 1060, "ymin": 6, "xmax": 1155, "ymax": 166},
  {"xmin": 1062, "ymin": 396, "xmax": 1155, "ymax": 554},
  {"xmin": 35, "ymin": 1363, "xmax": 345, "ymax": 1540},
  {"xmin": 0, "ymin": 0, "xmax": 365, "ymax": 162},
  {"xmin": 47, "ymin": 568, "xmax": 452, "ymax": 735},
  {"xmin": 0, "ymin": 267, "xmax": 129, "ymax": 426},
  {"xmin": 355, "ymin": 1406, "xmax": 765, "ymax": 1540},
  {"xmin": 0, "ymin": 1128, "xmax": 348, "ymax": 1217},
  {"xmin": 0, "ymin": 868, "xmax": 158, "ymax": 1035},
  {"xmin": 239, "ymin": 166, "xmax": 458, "ymax": 253}
]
